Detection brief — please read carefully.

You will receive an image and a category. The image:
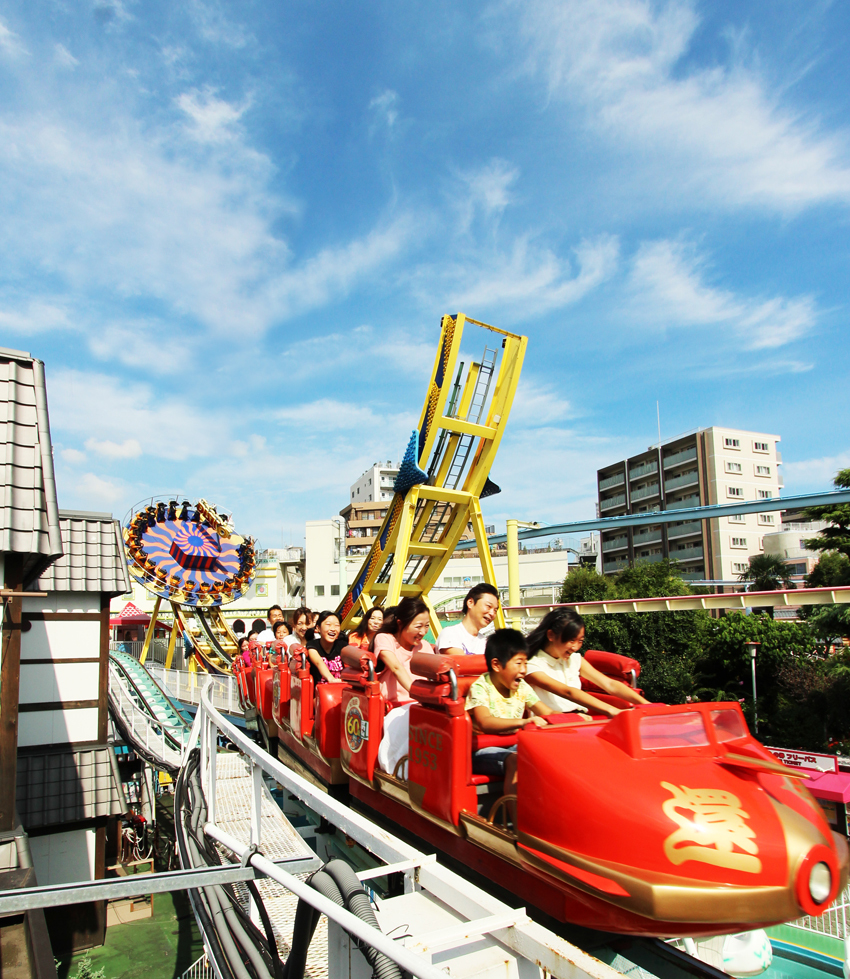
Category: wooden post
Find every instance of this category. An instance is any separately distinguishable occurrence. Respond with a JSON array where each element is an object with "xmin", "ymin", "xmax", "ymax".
[
  {"xmin": 0, "ymin": 555, "xmax": 24, "ymax": 831},
  {"xmin": 98, "ymin": 594, "xmax": 110, "ymax": 743}
]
